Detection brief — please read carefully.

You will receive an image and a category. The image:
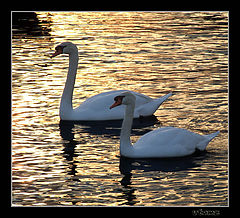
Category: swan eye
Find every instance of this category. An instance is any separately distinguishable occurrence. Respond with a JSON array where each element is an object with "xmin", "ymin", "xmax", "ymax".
[
  {"xmin": 110, "ymin": 96, "xmax": 125, "ymax": 109},
  {"xmin": 55, "ymin": 45, "xmax": 67, "ymax": 52},
  {"xmin": 51, "ymin": 45, "xmax": 66, "ymax": 58},
  {"xmin": 114, "ymin": 96, "xmax": 125, "ymax": 102},
  {"xmin": 55, "ymin": 46, "xmax": 62, "ymax": 51}
]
